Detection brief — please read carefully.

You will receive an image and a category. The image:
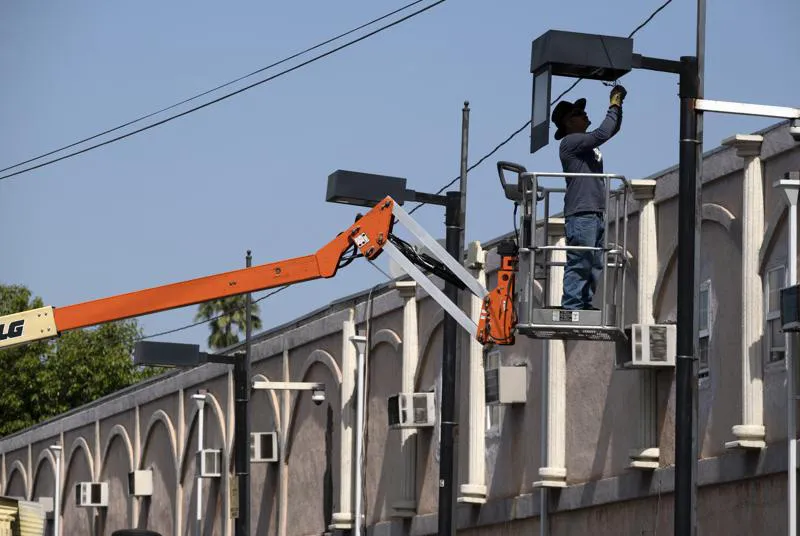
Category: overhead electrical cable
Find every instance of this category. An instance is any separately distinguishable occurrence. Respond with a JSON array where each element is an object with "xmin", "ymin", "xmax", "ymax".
[
  {"xmin": 0, "ymin": 0, "xmax": 427, "ymax": 176},
  {"xmin": 0, "ymin": 0, "xmax": 446, "ymax": 182}
]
